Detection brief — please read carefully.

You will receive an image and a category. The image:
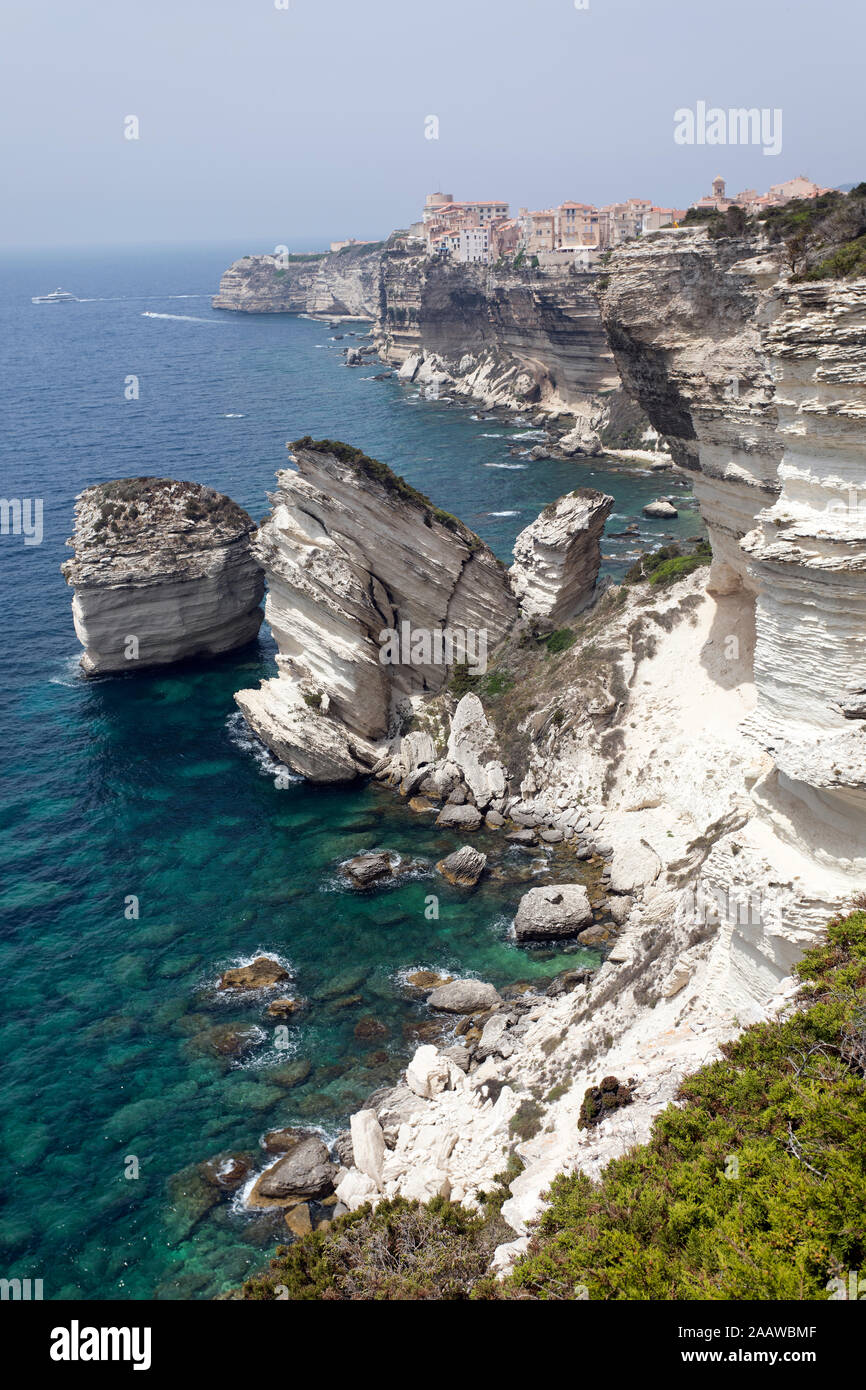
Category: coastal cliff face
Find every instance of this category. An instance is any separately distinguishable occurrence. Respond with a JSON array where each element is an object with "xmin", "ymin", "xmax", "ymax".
[
  {"xmin": 324, "ymin": 236, "xmax": 866, "ymax": 1254},
  {"xmin": 377, "ymin": 243, "xmax": 641, "ymax": 445},
  {"xmin": 62, "ymin": 479, "xmax": 264, "ymax": 674},
  {"xmin": 599, "ymin": 227, "xmax": 866, "ymax": 887},
  {"xmin": 212, "ymin": 242, "xmax": 382, "ymax": 318},
  {"xmin": 211, "ymin": 234, "xmax": 645, "ymax": 447},
  {"xmin": 234, "ymin": 441, "xmax": 517, "ymax": 781}
]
